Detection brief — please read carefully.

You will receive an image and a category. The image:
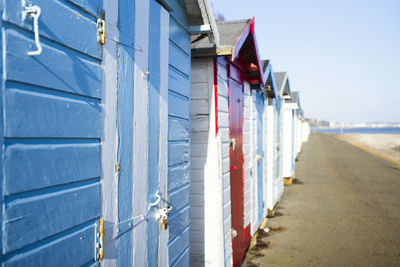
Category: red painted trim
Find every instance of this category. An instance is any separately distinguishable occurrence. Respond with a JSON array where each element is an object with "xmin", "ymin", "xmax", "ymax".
[
  {"xmin": 213, "ymin": 57, "xmax": 219, "ymax": 136},
  {"xmin": 230, "ymin": 18, "xmax": 265, "ymax": 87}
]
